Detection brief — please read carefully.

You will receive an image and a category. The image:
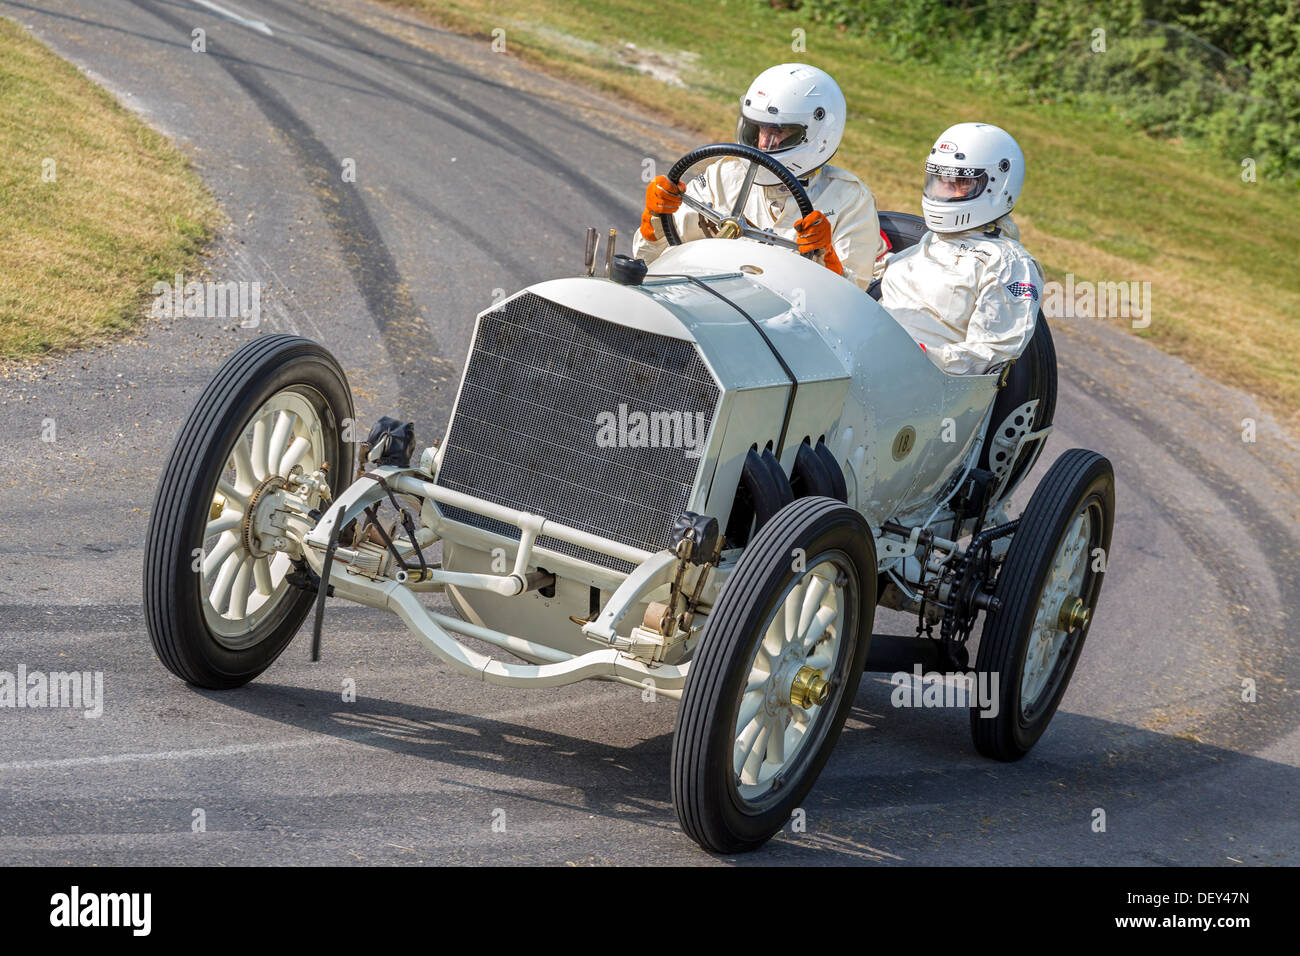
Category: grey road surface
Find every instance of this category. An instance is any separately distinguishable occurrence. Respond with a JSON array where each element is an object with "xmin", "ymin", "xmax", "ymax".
[{"xmin": 1, "ymin": 0, "xmax": 1297, "ymax": 865}]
